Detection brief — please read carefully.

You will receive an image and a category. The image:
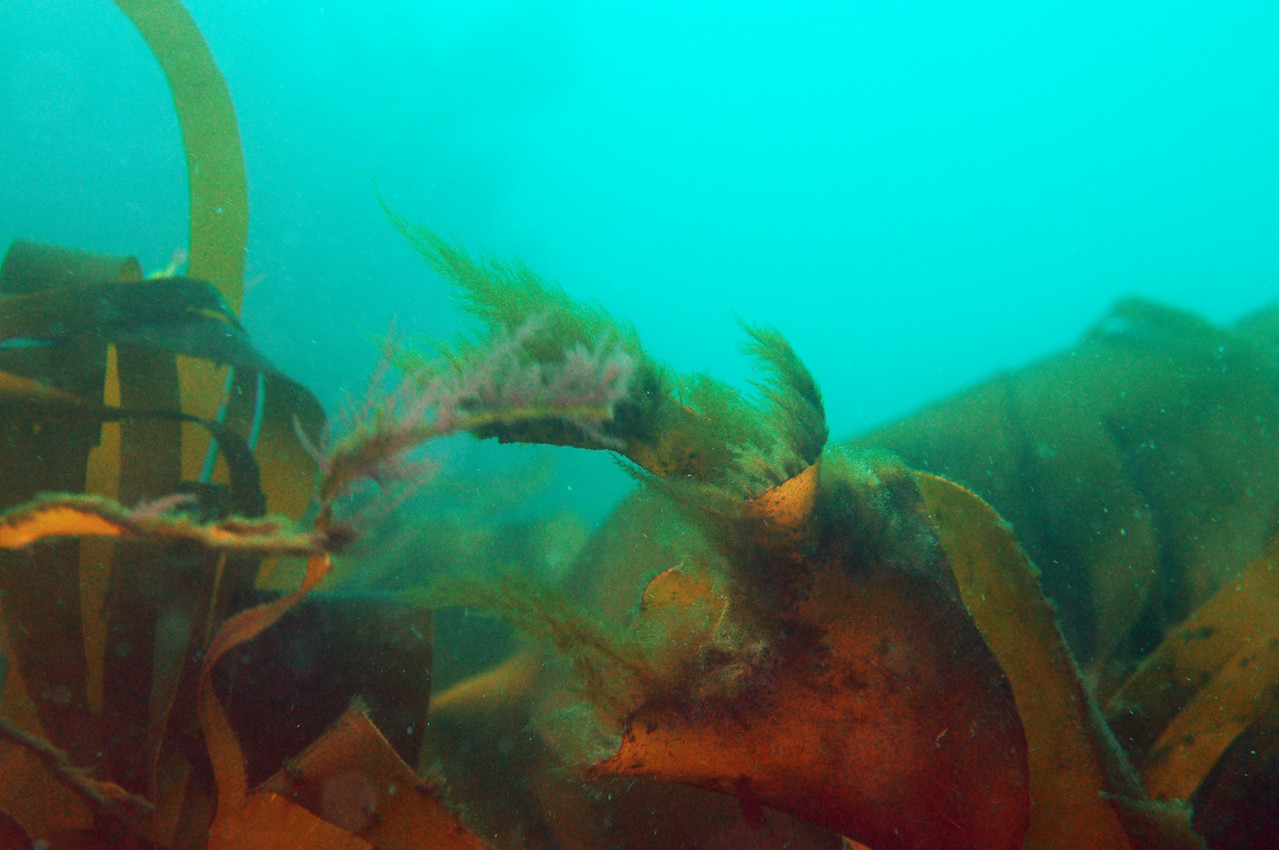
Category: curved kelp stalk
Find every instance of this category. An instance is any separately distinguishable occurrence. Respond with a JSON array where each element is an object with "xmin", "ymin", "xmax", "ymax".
[
  {"xmin": 98, "ymin": 0, "xmax": 322, "ymax": 522},
  {"xmin": 111, "ymin": 0, "xmax": 248, "ymax": 311}
]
